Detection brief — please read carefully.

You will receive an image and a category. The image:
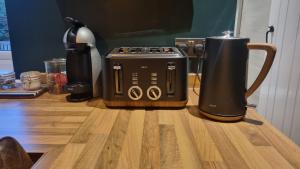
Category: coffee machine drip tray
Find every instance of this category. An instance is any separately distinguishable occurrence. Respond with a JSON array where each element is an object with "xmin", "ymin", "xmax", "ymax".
[{"xmin": 65, "ymin": 82, "xmax": 92, "ymax": 102}]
